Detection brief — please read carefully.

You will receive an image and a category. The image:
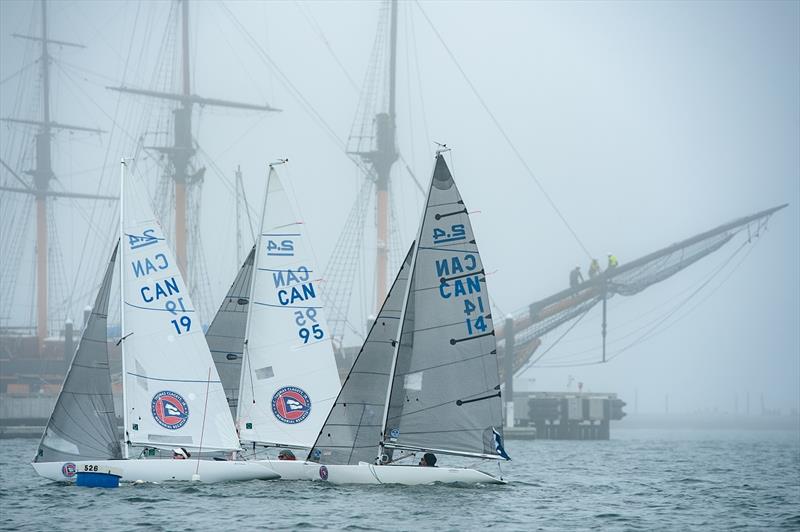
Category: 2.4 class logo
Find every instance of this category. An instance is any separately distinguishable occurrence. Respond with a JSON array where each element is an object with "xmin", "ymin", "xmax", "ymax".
[
  {"xmin": 271, "ymin": 386, "xmax": 311, "ymax": 424},
  {"xmin": 151, "ymin": 390, "xmax": 189, "ymax": 430}
]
